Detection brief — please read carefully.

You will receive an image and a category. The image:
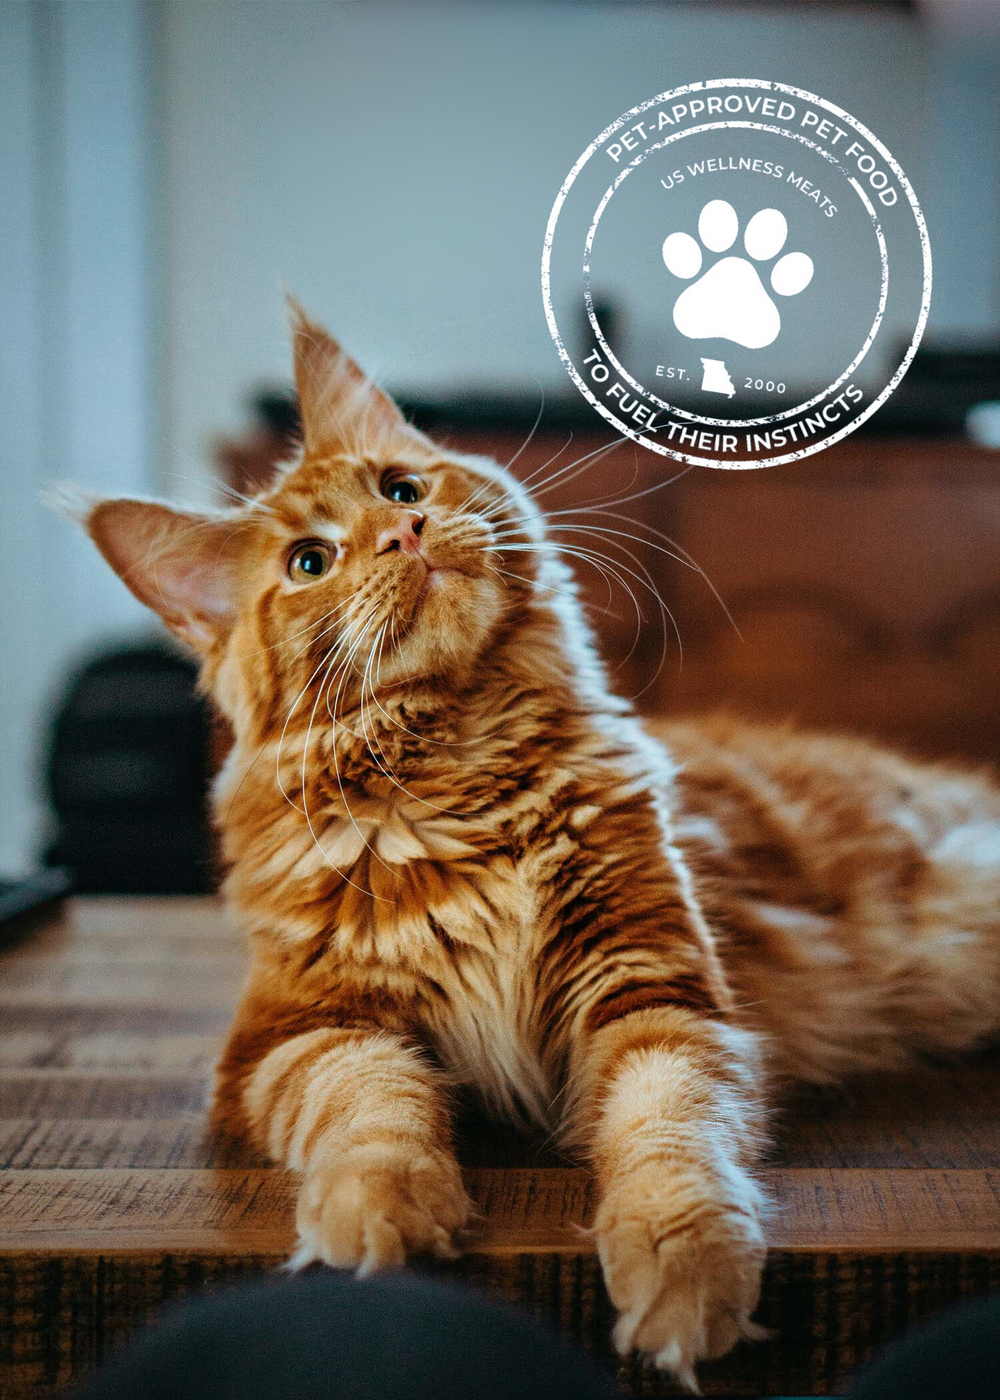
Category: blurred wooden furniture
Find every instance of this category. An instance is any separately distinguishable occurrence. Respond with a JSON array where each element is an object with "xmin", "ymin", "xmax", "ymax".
[
  {"xmin": 437, "ymin": 427, "xmax": 1000, "ymax": 765},
  {"xmin": 1, "ymin": 898, "xmax": 999, "ymax": 1398},
  {"xmin": 645, "ymin": 438, "xmax": 1000, "ymax": 762},
  {"xmin": 216, "ymin": 404, "xmax": 1000, "ymax": 763}
]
